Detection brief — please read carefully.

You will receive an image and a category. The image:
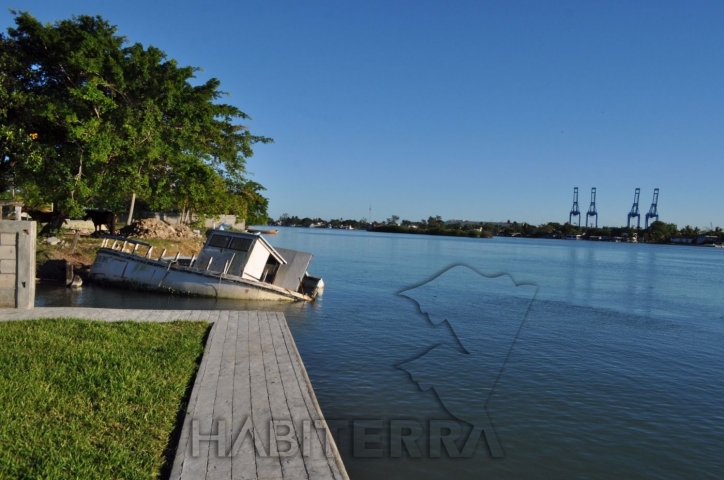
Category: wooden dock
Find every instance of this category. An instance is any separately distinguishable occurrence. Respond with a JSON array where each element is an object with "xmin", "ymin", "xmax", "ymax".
[{"xmin": 0, "ymin": 308, "xmax": 348, "ymax": 480}]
